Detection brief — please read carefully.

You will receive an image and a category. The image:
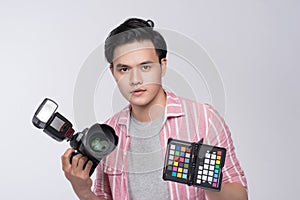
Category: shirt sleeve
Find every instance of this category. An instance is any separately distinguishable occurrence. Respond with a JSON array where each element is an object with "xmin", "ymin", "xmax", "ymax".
[
  {"xmin": 93, "ymin": 163, "xmax": 113, "ymax": 200},
  {"xmin": 204, "ymin": 104, "xmax": 248, "ymax": 191}
]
